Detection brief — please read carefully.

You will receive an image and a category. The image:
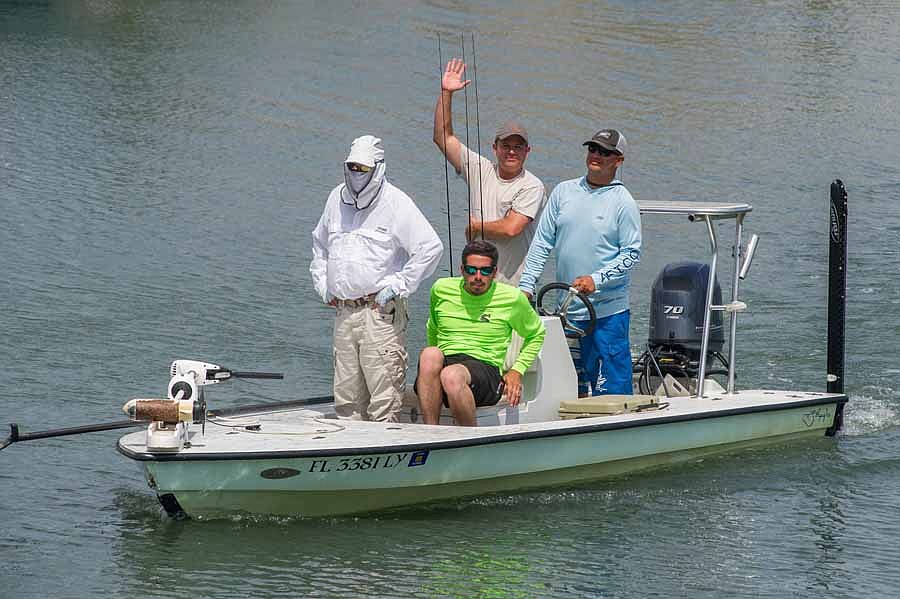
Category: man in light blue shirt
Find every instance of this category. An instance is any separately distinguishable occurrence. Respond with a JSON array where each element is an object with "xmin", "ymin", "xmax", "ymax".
[{"xmin": 519, "ymin": 129, "xmax": 641, "ymax": 396}]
